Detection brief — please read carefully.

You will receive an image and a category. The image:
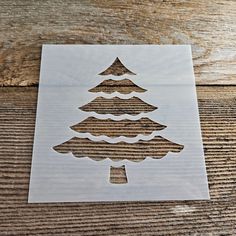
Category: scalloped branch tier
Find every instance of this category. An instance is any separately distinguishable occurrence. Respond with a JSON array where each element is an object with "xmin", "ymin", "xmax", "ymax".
[
  {"xmin": 53, "ymin": 136, "xmax": 184, "ymax": 162},
  {"xmin": 79, "ymin": 96, "xmax": 157, "ymax": 115},
  {"xmin": 89, "ymin": 79, "xmax": 146, "ymax": 94},
  {"xmin": 71, "ymin": 117, "xmax": 166, "ymax": 137}
]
